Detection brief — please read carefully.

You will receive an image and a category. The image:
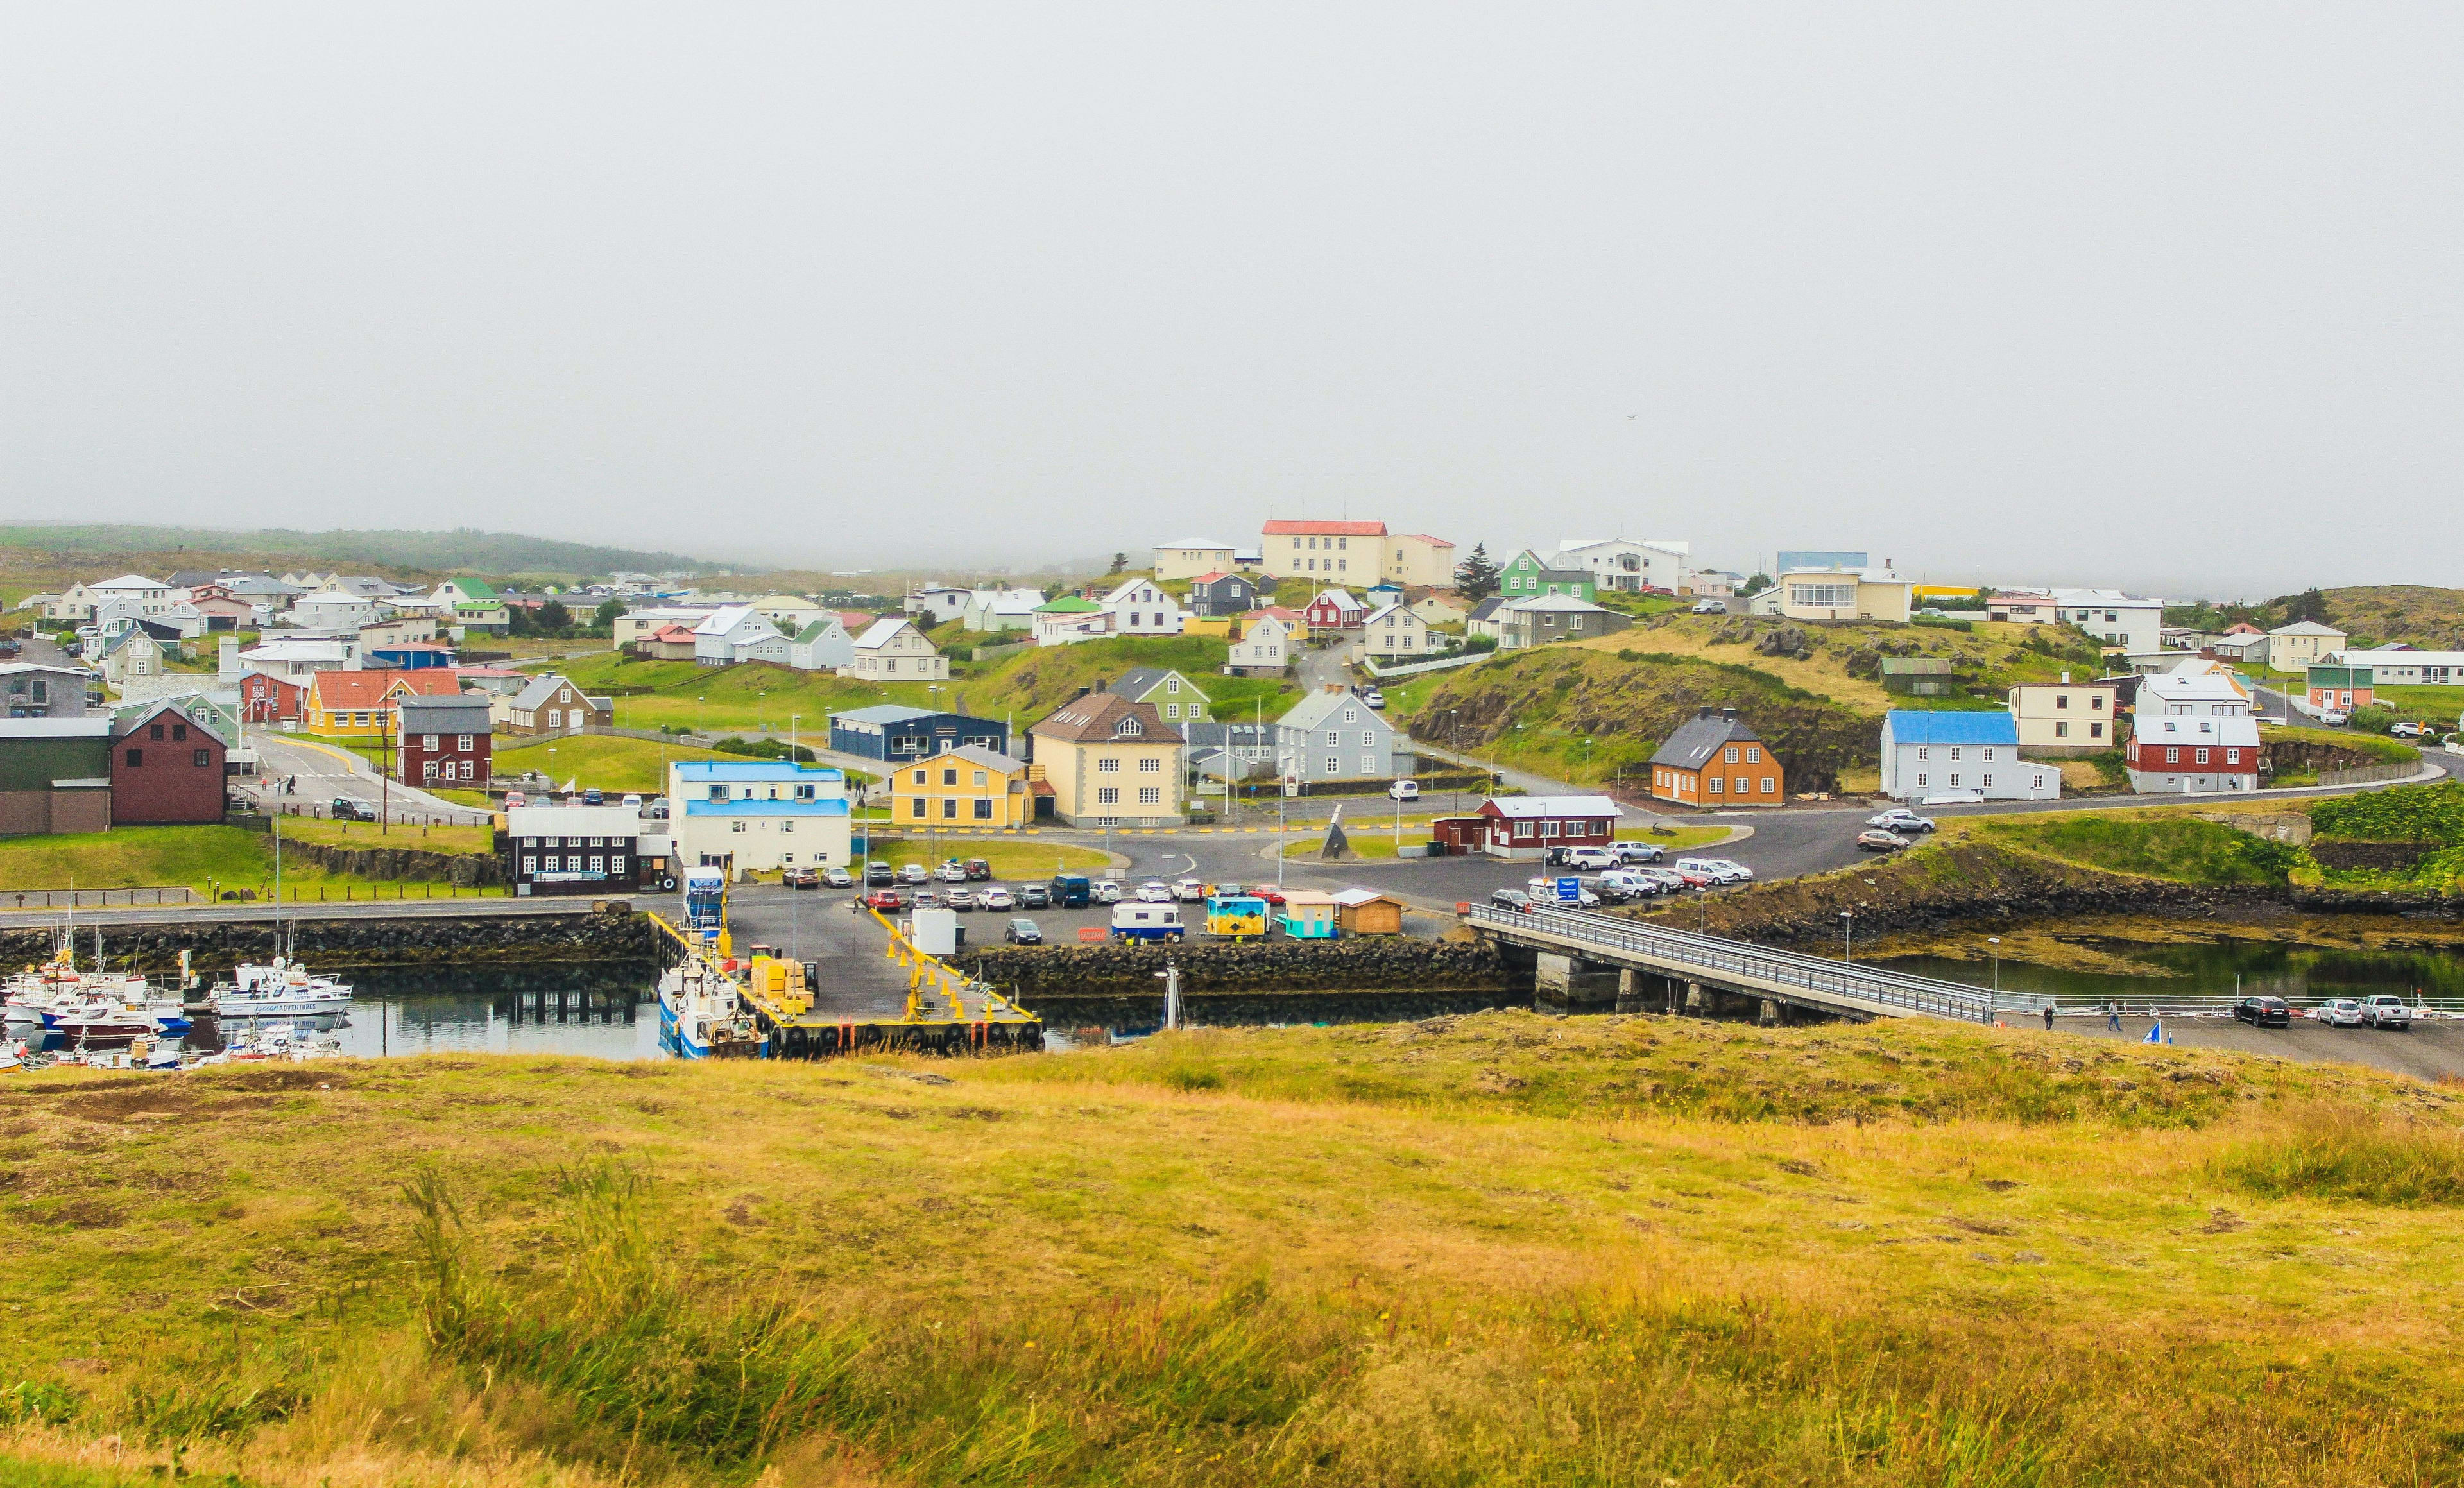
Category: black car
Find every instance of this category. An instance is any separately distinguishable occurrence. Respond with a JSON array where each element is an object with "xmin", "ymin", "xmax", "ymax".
[
  {"xmin": 1490, "ymin": 888, "xmax": 1536, "ymax": 912},
  {"xmin": 330, "ymin": 797, "xmax": 372, "ymax": 821},
  {"xmin": 865, "ymin": 861, "xmax": 894, "ymax": 887},
  {"xmin": 1005, "ymin": 918, "xmax": 1043, "ymax": 945},
  {"xmin": 2233, "ymin": 995, "xmax": 2291, "ymax": 1028}
]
